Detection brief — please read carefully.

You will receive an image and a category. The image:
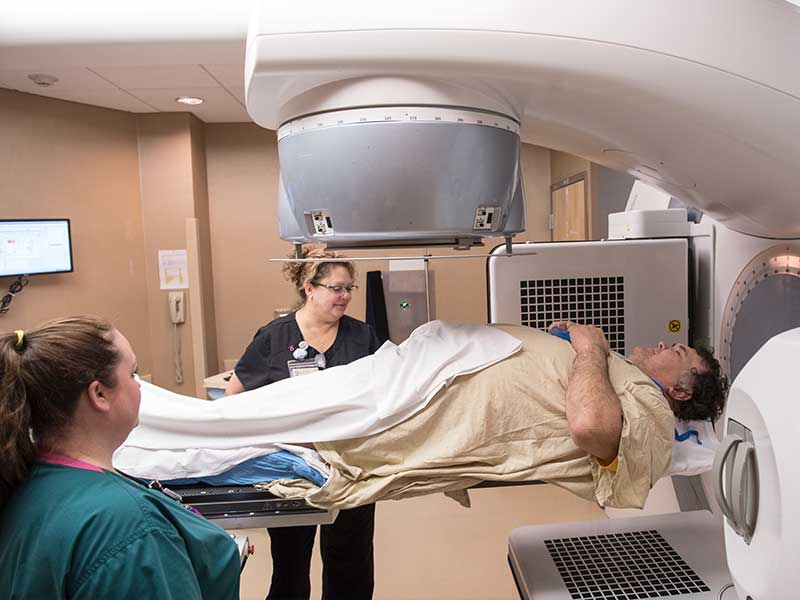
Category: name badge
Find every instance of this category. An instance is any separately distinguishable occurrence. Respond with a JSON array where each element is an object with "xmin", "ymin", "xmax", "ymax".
[{"xmin": 287, "ymin": 353, "xmax": 326, "ymax": 378}]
